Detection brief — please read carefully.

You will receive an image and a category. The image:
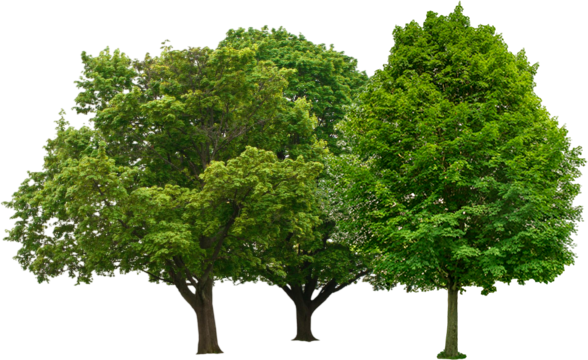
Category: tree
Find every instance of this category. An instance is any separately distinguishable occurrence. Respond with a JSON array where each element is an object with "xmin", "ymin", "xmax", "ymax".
[
  {"xmin": 338, "ymin": 5, "xmax": 584, "ymax": 359},
  {"xmin": 218, "ymin": 27, "xmax": 371, "ymax": 341},
  {"xmin": 3, "ymin": 44, "xmax": 324, "ymax": 354}
]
